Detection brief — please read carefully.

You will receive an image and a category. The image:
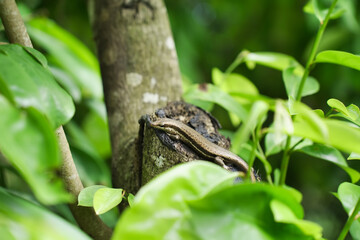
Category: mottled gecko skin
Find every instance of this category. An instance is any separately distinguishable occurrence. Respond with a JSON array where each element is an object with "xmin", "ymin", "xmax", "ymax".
[{"xmin": 149, "ymin": 117, "xmax": 257, "ymax": 182}]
